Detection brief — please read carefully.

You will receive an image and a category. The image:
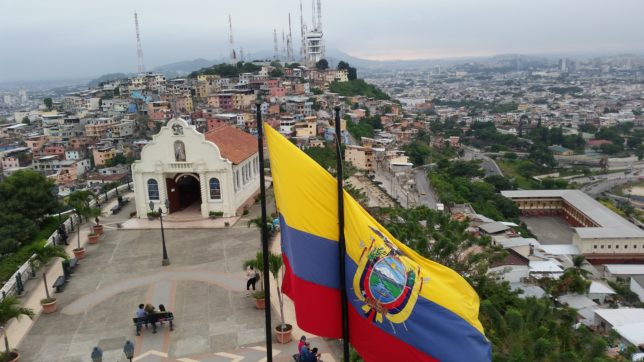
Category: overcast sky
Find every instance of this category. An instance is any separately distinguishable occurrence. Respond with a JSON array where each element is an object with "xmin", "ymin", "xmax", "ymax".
[{"xmin": 1, "ymin": 0, "xmax": 643, "ymax": 82}]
